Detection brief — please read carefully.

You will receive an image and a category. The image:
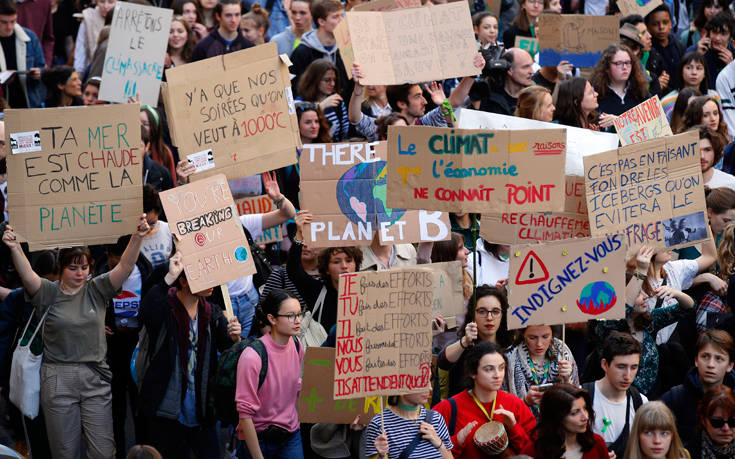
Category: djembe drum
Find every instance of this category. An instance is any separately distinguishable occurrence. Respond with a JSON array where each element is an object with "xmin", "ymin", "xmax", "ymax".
[{"xmin": 473, "ymin": 420, "xmax": 512, "ymax": 457}]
